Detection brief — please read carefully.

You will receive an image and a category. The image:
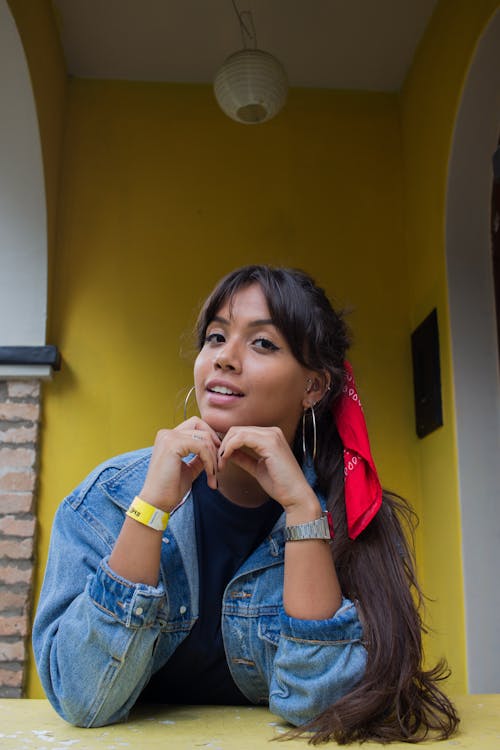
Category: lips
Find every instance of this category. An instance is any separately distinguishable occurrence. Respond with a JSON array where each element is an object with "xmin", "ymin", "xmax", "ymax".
[{"xmin": 206, "ymin": 381, "xmax": 244, "ymax": 397}]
